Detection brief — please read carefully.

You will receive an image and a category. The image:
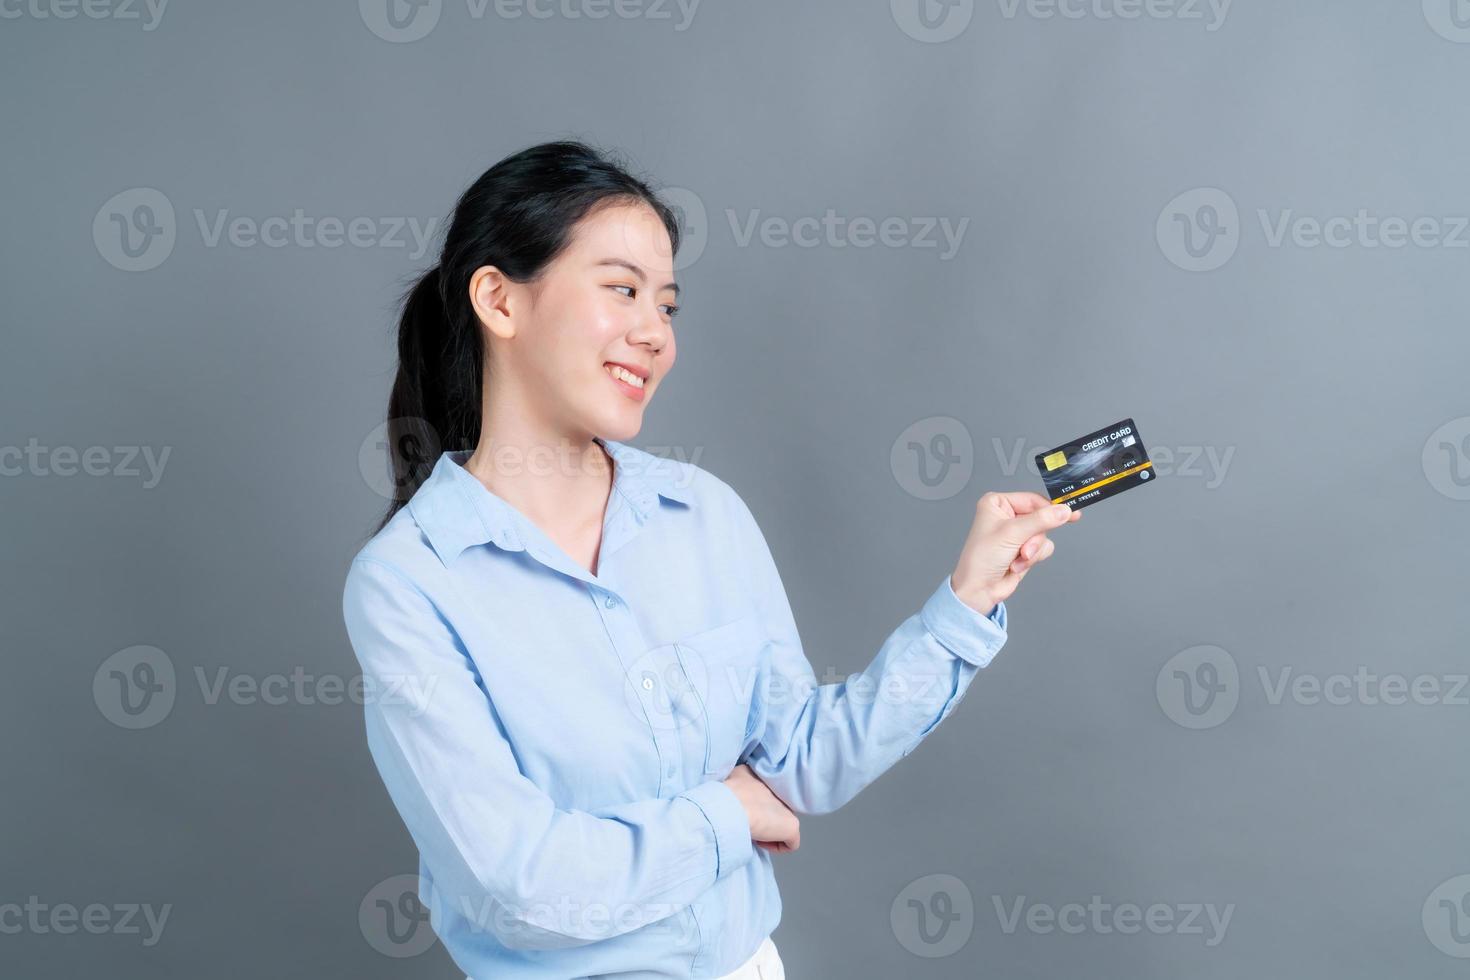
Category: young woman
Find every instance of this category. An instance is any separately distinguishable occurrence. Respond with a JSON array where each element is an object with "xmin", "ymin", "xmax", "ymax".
[{"xmin": 342, "ymin": 140, "xmax": 1078, "ymax": 980}]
